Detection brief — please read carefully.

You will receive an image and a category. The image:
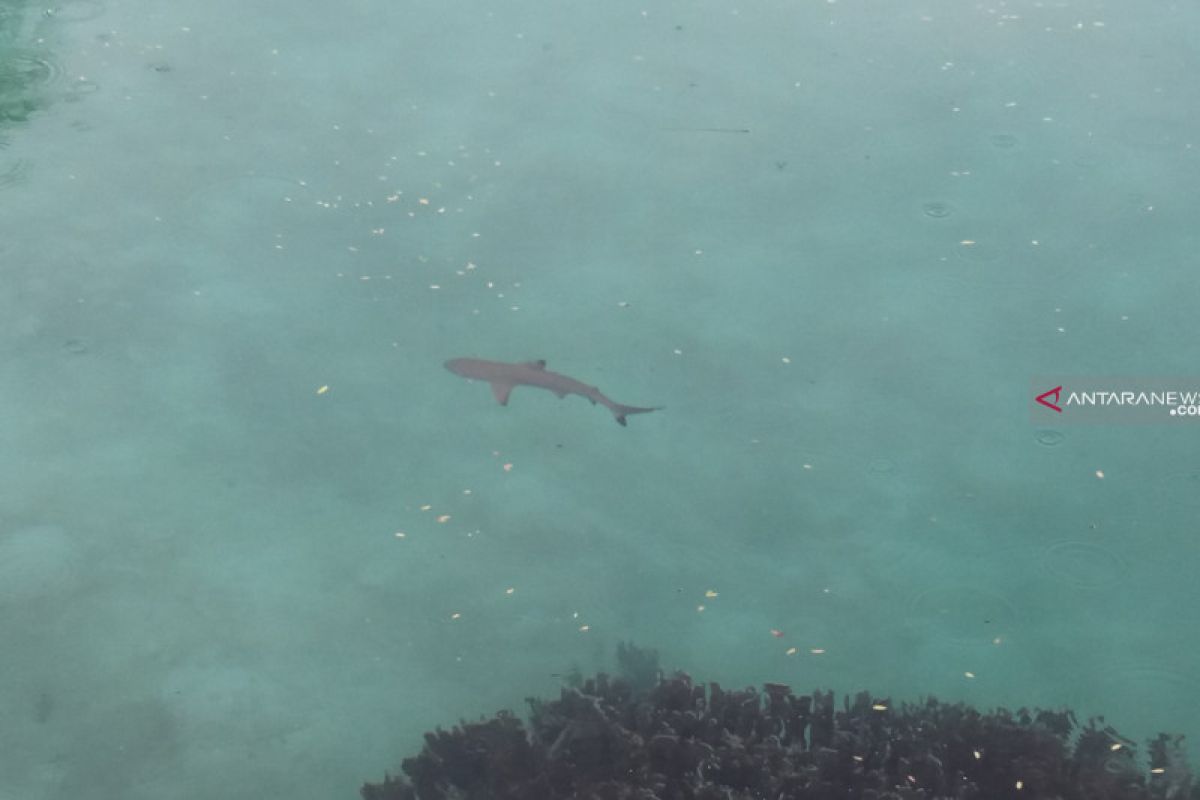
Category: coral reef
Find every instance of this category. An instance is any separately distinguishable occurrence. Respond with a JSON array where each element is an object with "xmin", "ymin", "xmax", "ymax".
[
  {"xmin": 616, "ymin": 640, "xmax": 662, "ymax": 696},
  {"xmin": 362, "ymin": 662, "xmax": 1197, "ymax": 800}
]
